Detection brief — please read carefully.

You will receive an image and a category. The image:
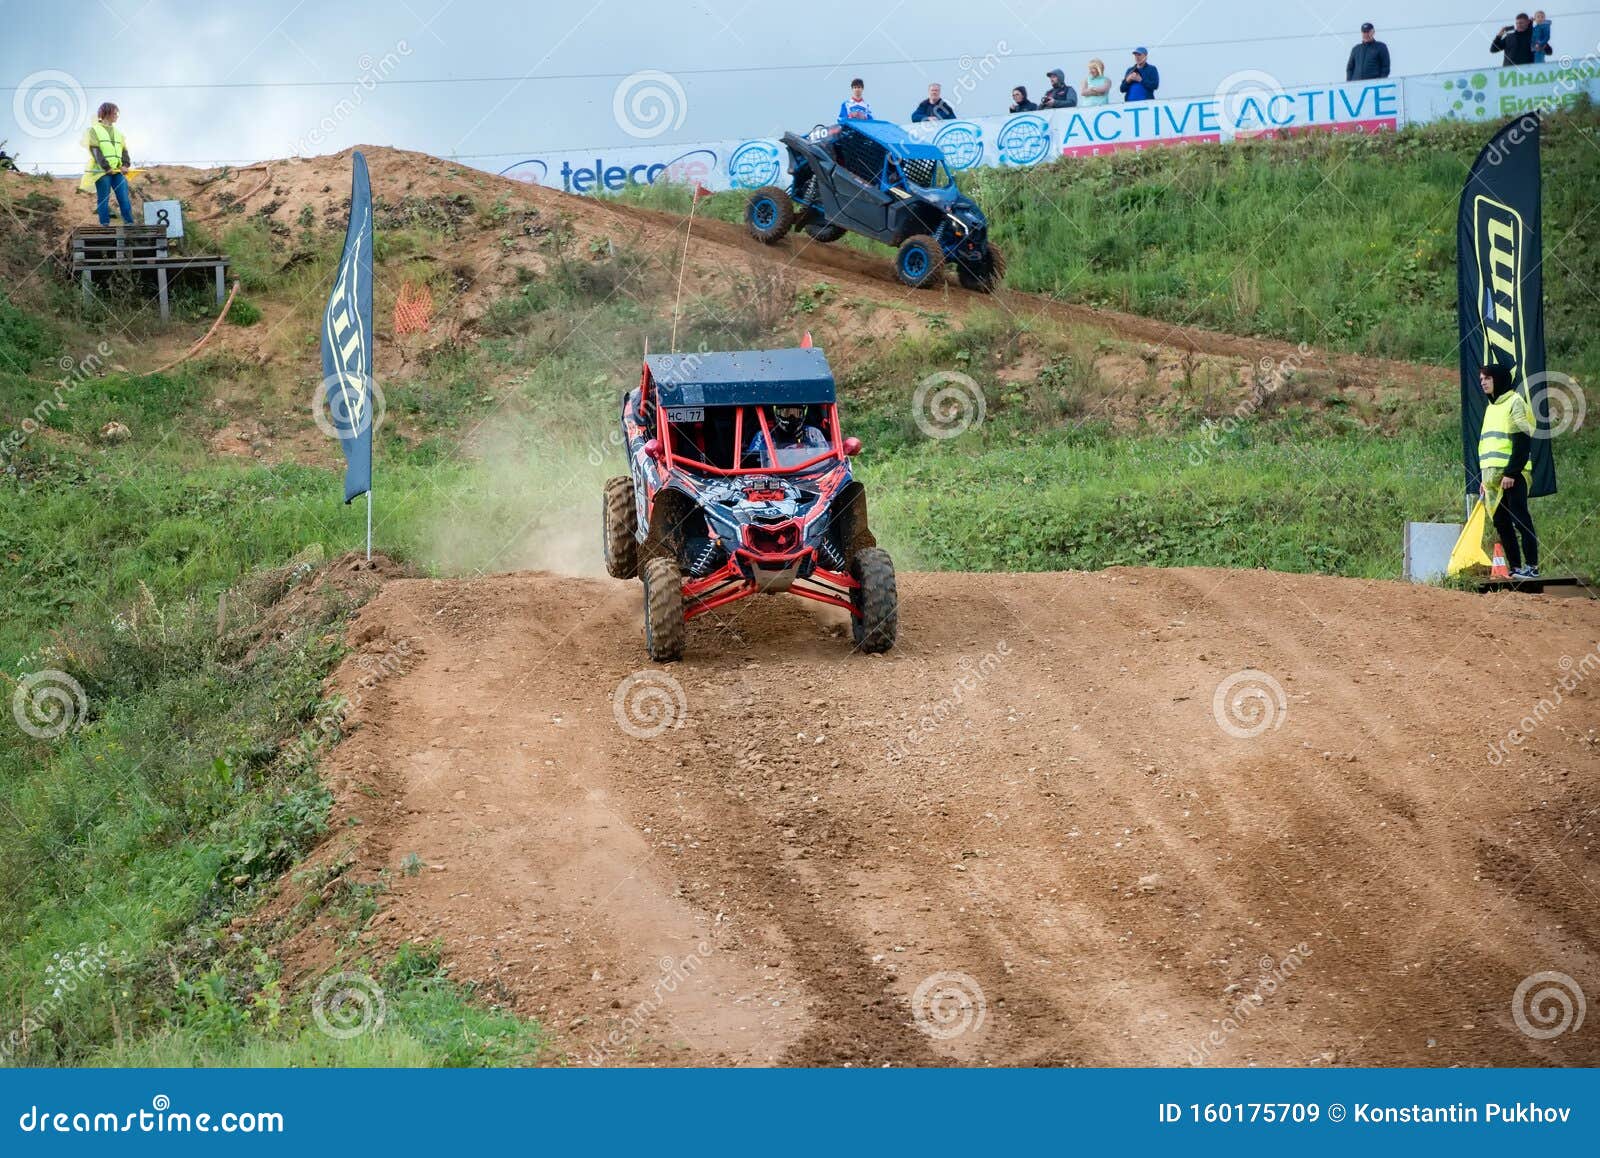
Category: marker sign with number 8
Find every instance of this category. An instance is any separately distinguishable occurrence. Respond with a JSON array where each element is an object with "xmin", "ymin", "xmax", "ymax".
[{"xmin": 142, "ymin": 199, "xmax": 184, "ymax": 239}]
